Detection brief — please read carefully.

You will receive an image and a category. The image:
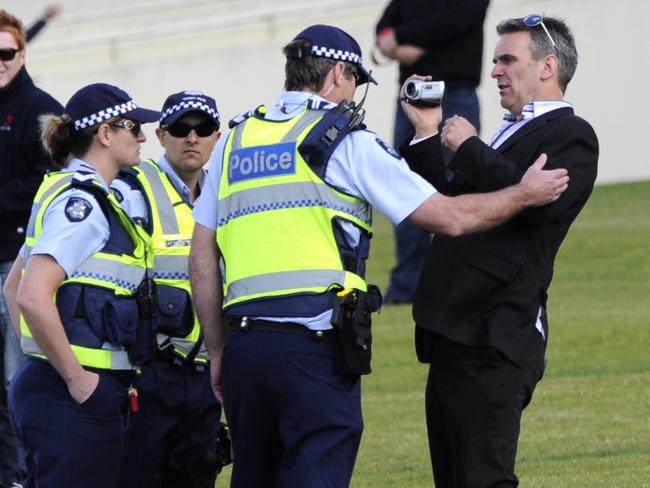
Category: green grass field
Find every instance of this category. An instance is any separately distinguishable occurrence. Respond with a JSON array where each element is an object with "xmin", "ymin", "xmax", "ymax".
[{"xmin": 218, "ymin": 180, "xmax": 650, "ymax": 487}]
